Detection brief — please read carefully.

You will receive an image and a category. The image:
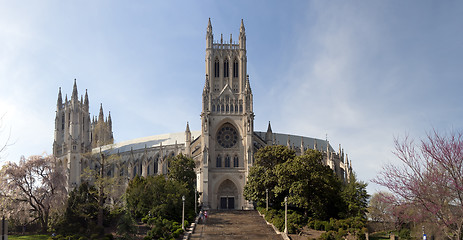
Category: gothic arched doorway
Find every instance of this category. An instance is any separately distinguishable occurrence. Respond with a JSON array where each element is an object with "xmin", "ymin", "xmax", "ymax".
[{"xmin": 217, "ymin": 179, "xmax": 238, "ymax": 209}]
